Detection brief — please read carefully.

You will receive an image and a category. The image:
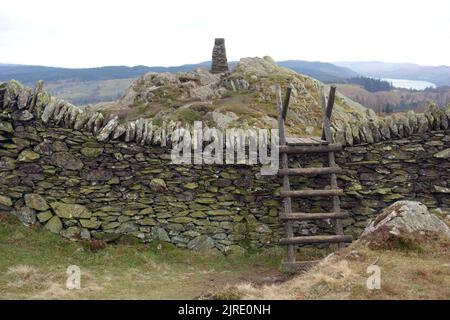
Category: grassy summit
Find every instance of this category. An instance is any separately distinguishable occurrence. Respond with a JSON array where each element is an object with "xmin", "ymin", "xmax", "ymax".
[{"xmin": 92, "ymin": 56, "xmax": 376, "ymax": 136}]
